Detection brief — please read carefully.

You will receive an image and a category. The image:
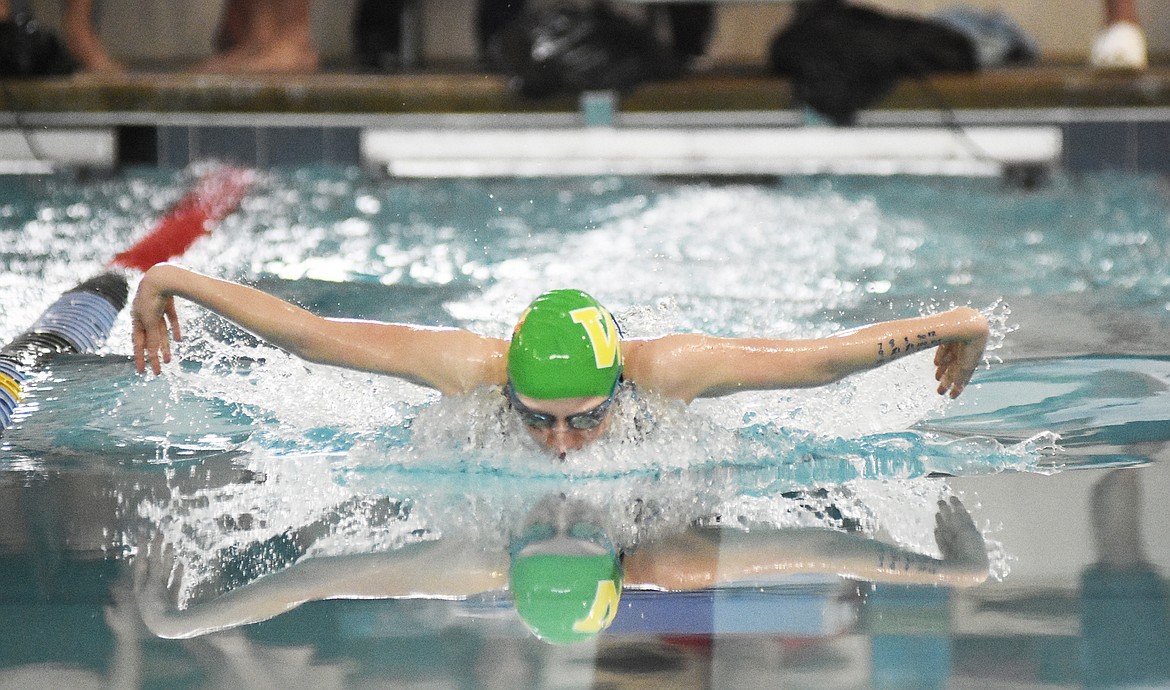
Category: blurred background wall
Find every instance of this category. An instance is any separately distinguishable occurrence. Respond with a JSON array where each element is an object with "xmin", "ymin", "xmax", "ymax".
[{"xmin": 24, "ymin": 0, "xmax": 1167, "ymax": 69}]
